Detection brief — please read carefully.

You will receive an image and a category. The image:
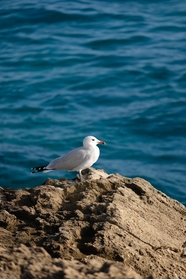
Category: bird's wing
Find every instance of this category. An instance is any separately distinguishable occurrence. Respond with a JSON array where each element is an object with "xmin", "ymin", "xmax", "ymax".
[{"xmin": 47, "ymin": 147, "xmax": 90, "ymax": 171}]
